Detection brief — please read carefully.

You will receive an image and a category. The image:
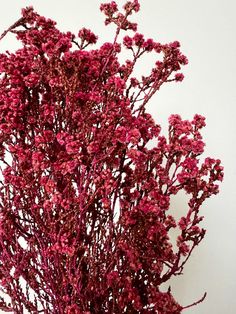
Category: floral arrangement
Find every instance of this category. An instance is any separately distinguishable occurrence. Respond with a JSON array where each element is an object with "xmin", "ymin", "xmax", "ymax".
[{"xmin": 0, "ymin": 1, "xmax": 223, "ymax": 313}]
